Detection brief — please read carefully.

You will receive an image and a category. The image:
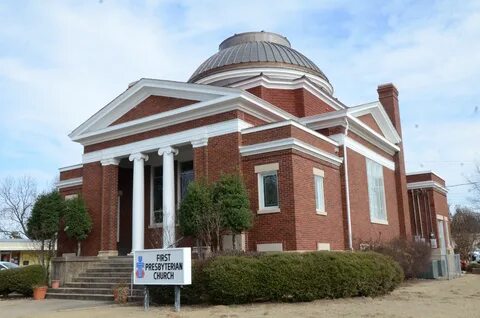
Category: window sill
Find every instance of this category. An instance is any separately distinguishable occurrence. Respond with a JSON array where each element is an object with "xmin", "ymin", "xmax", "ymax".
[
  {"xmin": 371, "ymin": 219, "xmax": 388, "ymax": 225},
  {"xmin": 316, "ymin": 210, "xmax": 327, "ymax": 216},
  {"xmin": 148, "ymin": 223, "xmax": 163, "ymax": 229},
  {"xmin": 257, "ymin": 207, "xmax": 280, "ymax": 214}
]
